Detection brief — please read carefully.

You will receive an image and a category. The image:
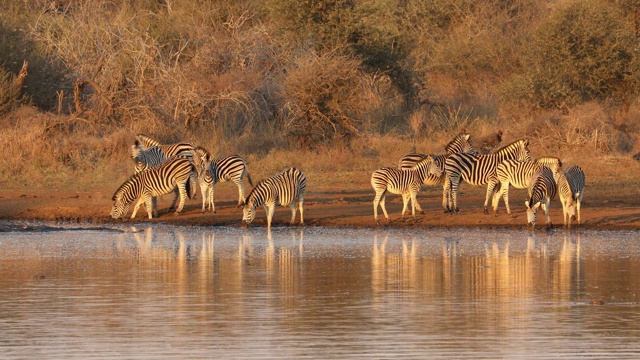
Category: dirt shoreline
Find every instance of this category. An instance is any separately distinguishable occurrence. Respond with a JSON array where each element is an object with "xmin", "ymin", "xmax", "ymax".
[{"xmin": 0, "ymin": 185, "xmax": 638, "ymax": 232}]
